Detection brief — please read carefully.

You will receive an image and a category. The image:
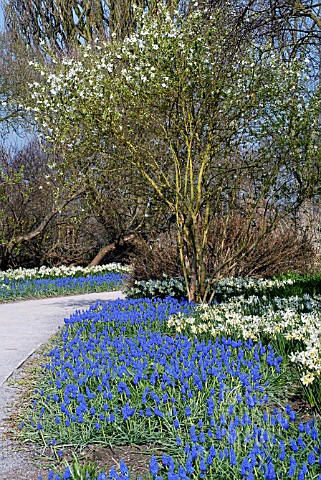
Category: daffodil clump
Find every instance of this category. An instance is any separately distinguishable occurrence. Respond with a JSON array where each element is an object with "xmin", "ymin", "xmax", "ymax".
[
  {"xmin": 127, "ymin": 276, "xmax": 187, "ymax": 299},
  {"xmin": 168, "ymin": 294, "xmax": 321, "ymax": 405}
]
